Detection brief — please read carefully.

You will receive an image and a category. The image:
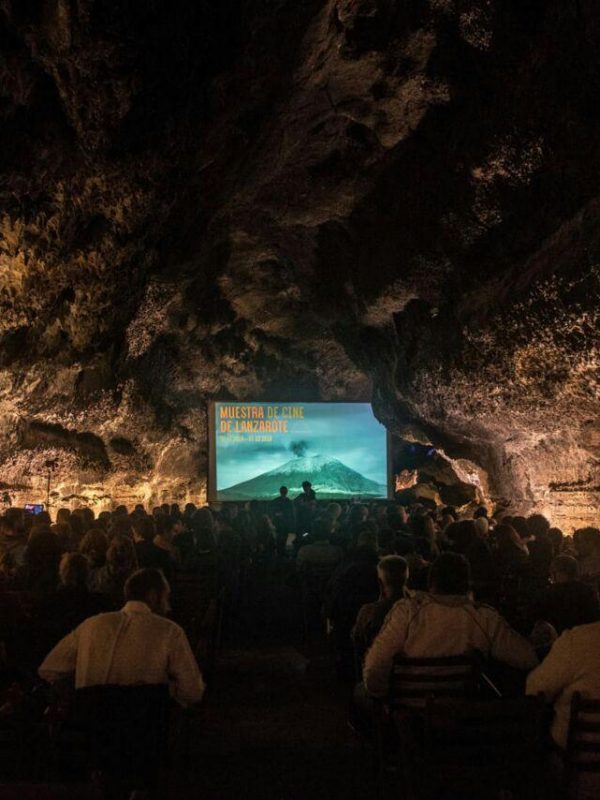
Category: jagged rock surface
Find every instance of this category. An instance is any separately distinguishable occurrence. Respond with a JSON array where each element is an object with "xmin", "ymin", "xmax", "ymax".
[{"xmin": 0, "ymin": 0, "xmax": 598, "ymax": 528}]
